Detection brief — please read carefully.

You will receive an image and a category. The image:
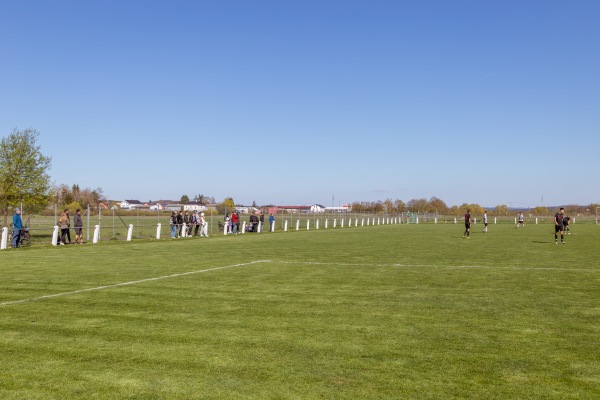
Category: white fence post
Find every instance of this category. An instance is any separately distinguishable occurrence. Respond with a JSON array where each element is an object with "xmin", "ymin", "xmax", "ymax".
[
  {"xmin": 435, "ymin": 218, "xmax": 437, "ymax": 224},
  {"xmin": 416, "ymin": 218, "xmax": 419, "ymax": 224},
  {"xmin": 333, "ymin": 219, "xmax": 337, "ymax": 228},
  {"xmin": 454, "ymin": 217, "xmax": 457, "ymax": 224},
  {"xmin": 258, "ymin": 221, "xmax": 262, "ymax": 233},
  {"xmin": 284, "ymin": 220, "xmax": 288, "ymax": 232},
  {"xmin": 1, "ymin": 227, "xmax": 7, "ymax": 249},
  {"xmin": 296, "ymin": 220, "xmax": 300, "ymax": 231},
  {"xmin": 341, "ymin": 219, "xmax": 344, "ymax": 228},
  {"xmin": 127, "ymin": 224, "xmax": 134, "ymax": 241},
  {"xmin": 325, "ymin": 219, "xmax": 328, "ymax": 229},
  {"xmin": 52, "ymin": 226, "xmax": 59, "ymax": 246},
  {"xmin": 316, "ymin": 219, "xmax": 319, "ymax": 229},
  {"xmin": 494, "ymin": 218, "xmax": 497, "ymax": 224},
  {"xmin": 535, "ymin": 218, "xmax": 538, "ymax": 224},
  {"xmin": 348, "ymin": 219, "xmax": 352, "ymax": 227},
  {"xmin": 271, "ymin": 221, "xmax": 275, "ymax": 232},
  {"xmin": 224, "ymin": 222, "xmax": 228, "ymax": 235},
  {"xmin": 93, "ymin": 225, "xmax": 100, "ymax": 244},
  {"xmin": 156, "ymin": 223, "xmax": 161, "ymax": 239},
  {"xmin": 306, "ymin": 220, "xmax": 310, "ymax": 230},
  {"xmin": 242, "ymin": 221, "xmax": 247, "ymax": 234}
]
